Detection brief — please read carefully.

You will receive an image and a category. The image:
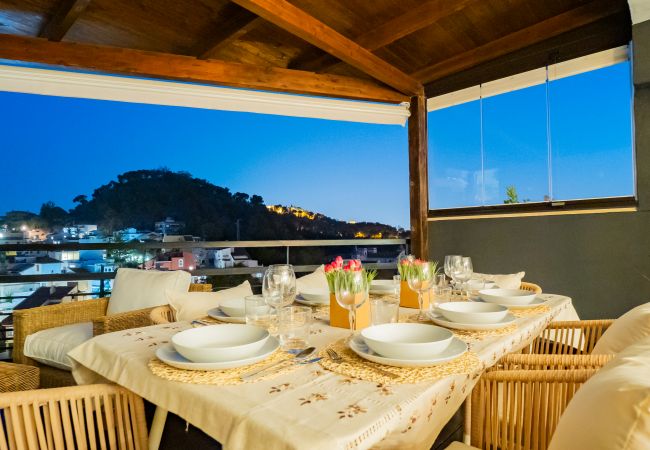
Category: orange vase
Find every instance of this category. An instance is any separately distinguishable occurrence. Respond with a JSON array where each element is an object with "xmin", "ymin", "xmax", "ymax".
[
  {"xmin": 329, "ymin": 293, "xmax": 371, "ymax": 330},
  {"xmin": 399, "ymin": 280, "xmax": 431, "ymax": 309}
]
